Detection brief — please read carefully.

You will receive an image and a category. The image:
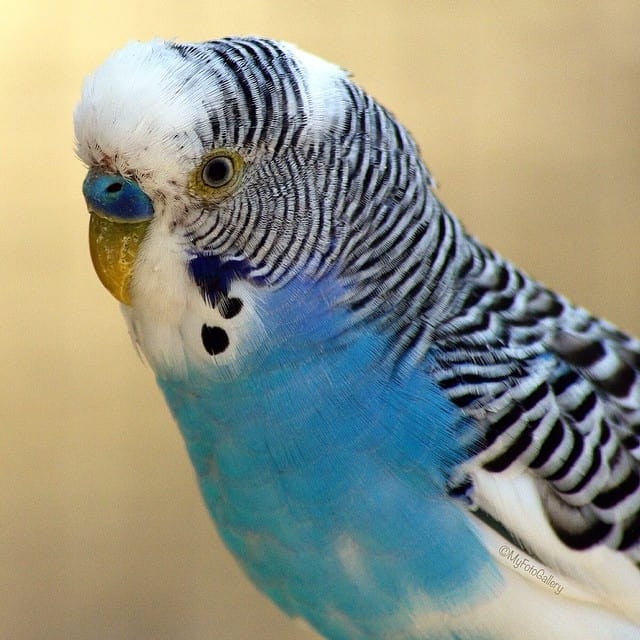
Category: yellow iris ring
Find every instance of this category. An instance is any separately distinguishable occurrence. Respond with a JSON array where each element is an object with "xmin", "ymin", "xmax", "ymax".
[
  {"xmin": 188, "ymin": 148, "xmax": 244, "ymax": 201},
  {"xmin": 88, "ymin": 212, "xmax": 150, "ymax": 305}
]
